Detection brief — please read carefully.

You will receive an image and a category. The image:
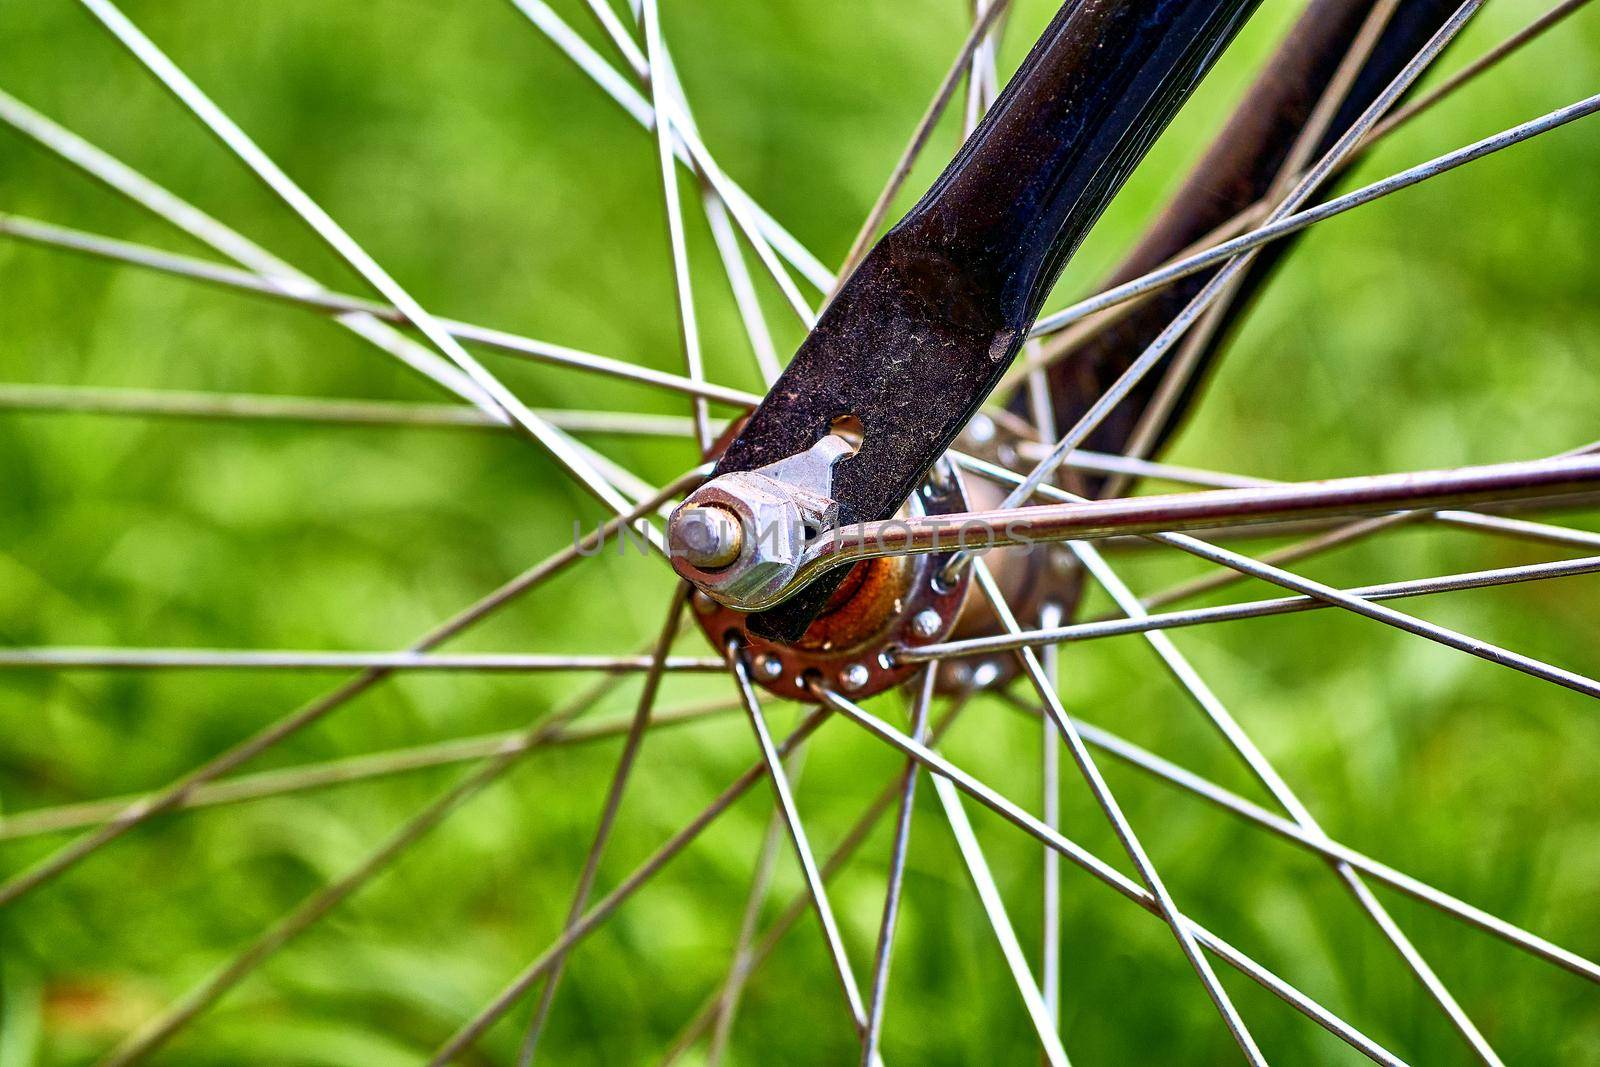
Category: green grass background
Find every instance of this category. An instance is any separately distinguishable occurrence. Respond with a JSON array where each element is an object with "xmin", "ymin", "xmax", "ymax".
[{"xmin": 1, "ymin": 0, "xmax": 1599, "ymax": 1062}]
